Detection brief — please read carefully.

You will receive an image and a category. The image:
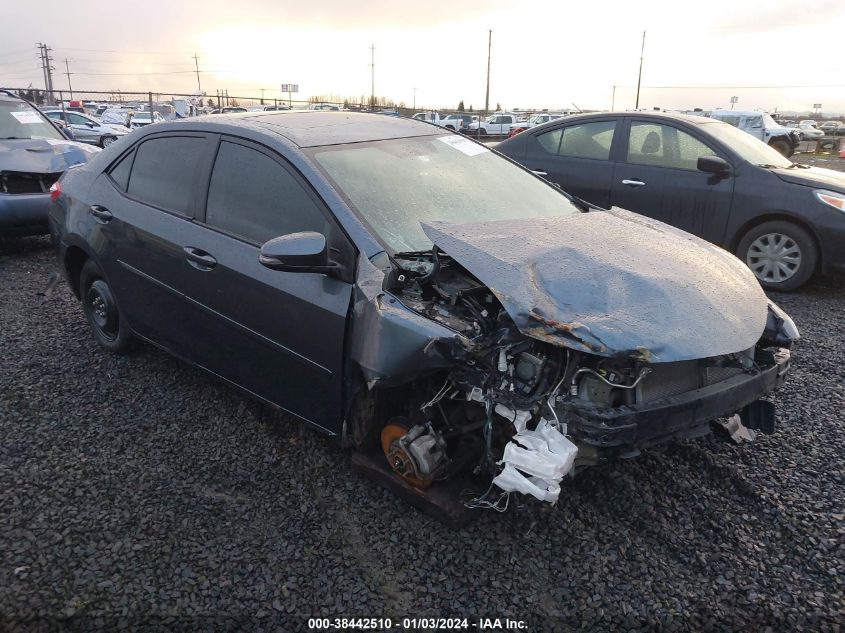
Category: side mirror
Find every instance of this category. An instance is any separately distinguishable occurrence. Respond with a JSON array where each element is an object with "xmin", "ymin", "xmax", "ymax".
[
  {"xmin": 259, "ymin": 231, "xmax": 340, "ymax": 275},
  {"xmin": 697, "ymin": 155, "xmax": 731, "ymax": 175}
]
